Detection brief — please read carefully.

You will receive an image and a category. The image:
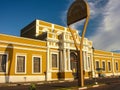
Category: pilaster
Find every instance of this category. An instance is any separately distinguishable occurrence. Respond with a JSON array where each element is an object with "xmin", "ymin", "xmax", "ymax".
[
  {"xmin": 112, "ymin": 53, "xmax": 115, "ymax": 75},
  {"xmin": 46, "ymin": 42, "xmax": 51, "ymax": 81}
]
